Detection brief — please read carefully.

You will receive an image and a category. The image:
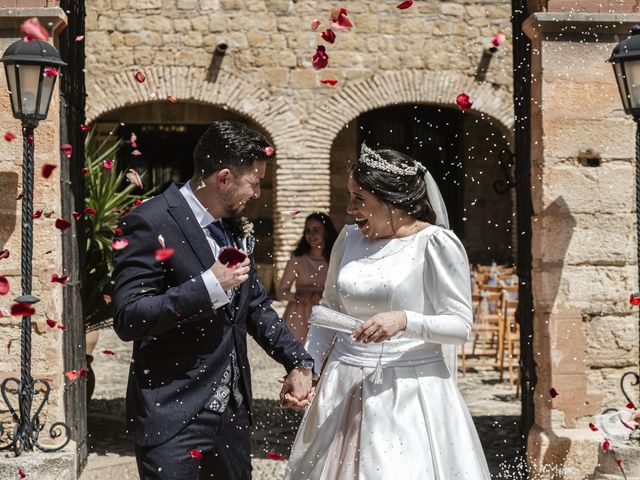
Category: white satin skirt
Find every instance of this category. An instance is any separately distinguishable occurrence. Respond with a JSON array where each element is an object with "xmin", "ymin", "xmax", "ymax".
[{"xmin": 284, "ymin": 357, "xmax": 491, "ymax": 480}]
